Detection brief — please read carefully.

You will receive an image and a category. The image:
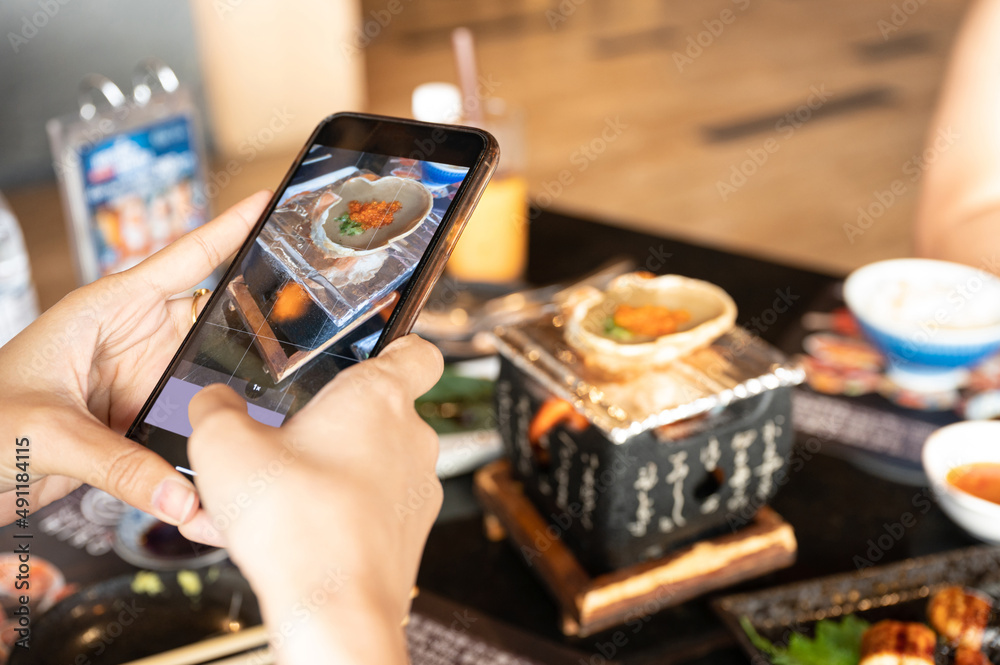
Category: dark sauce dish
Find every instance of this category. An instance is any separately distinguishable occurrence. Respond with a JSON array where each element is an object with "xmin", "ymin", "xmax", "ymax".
[{"xmin": 113, "ymin": 507, "xmax": 228, "ymax": 570}]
